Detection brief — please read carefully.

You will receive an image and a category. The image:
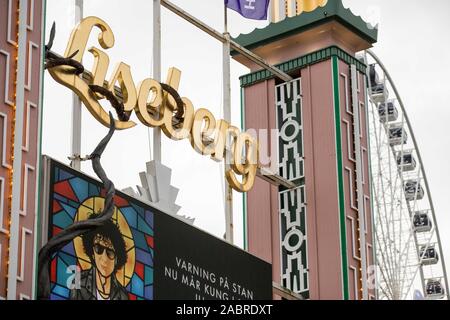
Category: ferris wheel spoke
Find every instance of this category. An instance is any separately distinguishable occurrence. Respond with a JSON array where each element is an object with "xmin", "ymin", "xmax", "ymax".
[{"xmin": 370, "ymin": 102, "xmax": 400, "ymax": 295}]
